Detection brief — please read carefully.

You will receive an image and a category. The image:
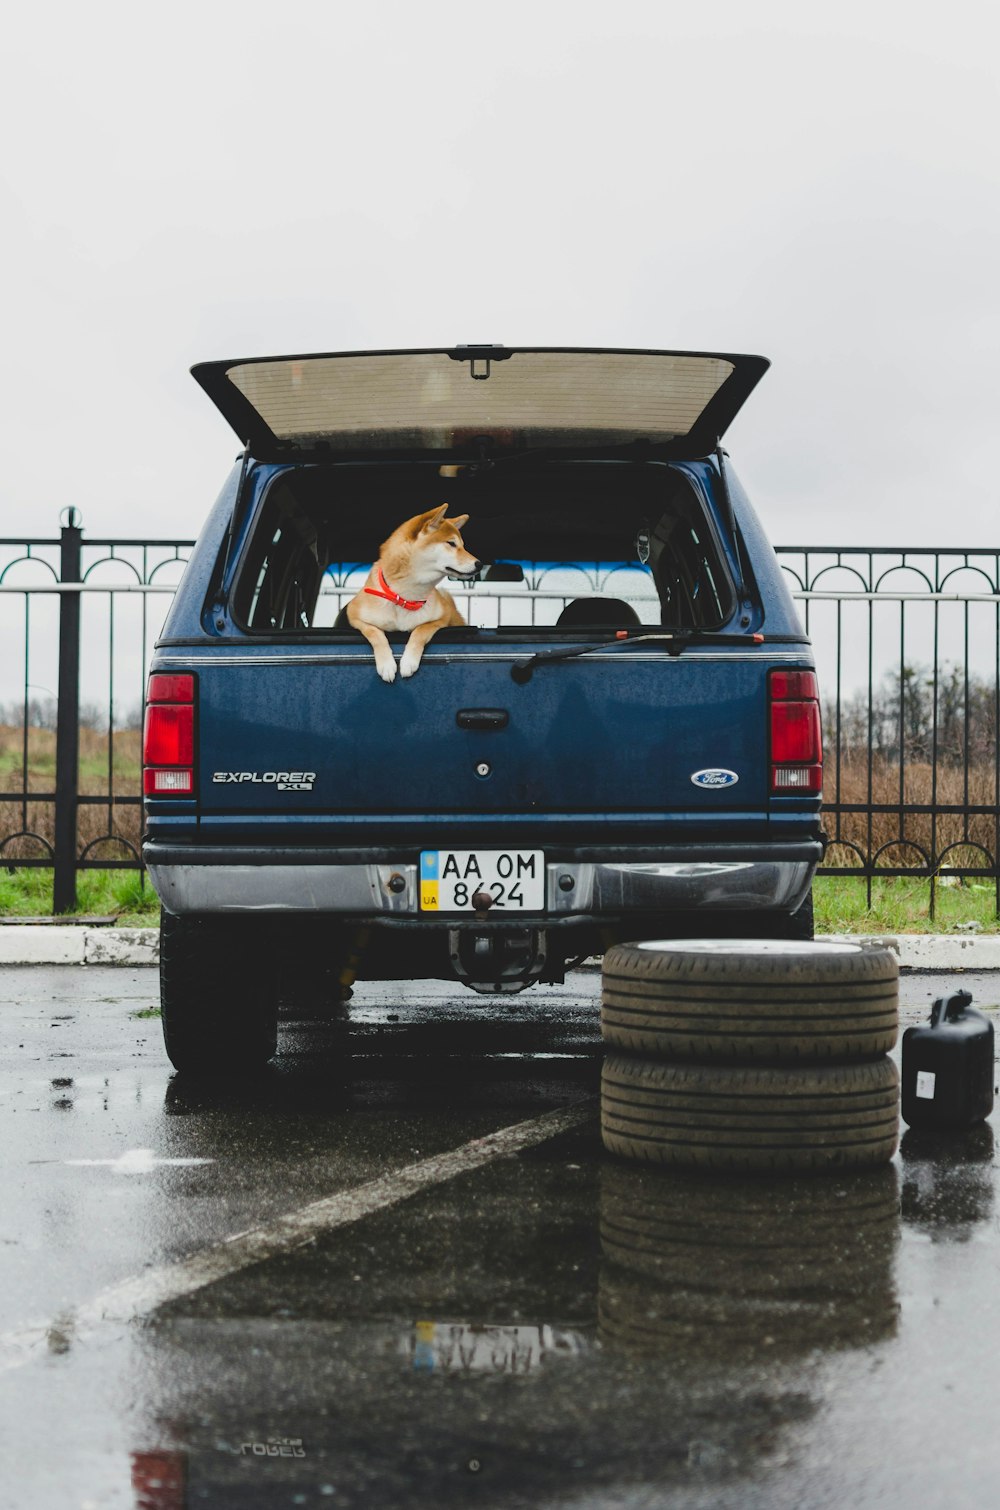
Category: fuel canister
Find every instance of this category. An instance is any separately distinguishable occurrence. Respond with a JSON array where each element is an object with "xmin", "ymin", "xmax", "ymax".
[{"xmin": 901, "ymin": 988, "xmax": 996, "ymax": 1130}]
